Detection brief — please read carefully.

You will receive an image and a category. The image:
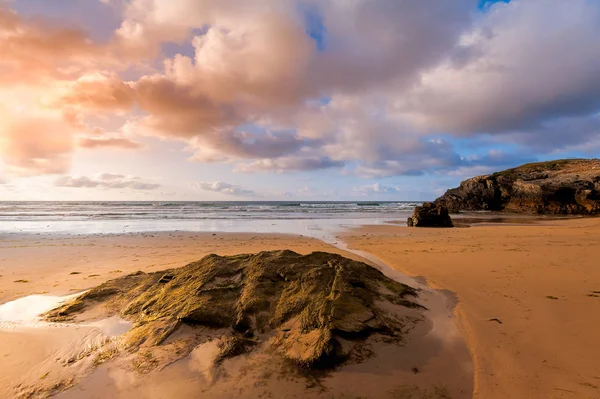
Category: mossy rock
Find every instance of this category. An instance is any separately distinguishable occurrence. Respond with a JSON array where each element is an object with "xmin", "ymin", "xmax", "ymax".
[{"xmin": 45, "ymin": 250, "xmax": 421, "ymax": 368}]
